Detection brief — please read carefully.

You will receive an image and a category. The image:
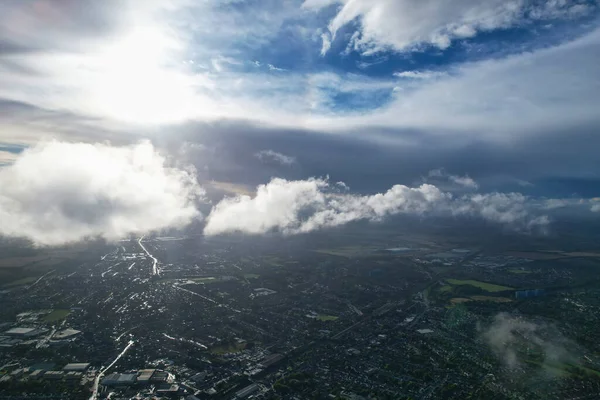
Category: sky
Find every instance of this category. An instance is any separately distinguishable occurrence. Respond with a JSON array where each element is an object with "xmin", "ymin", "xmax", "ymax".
[{"xmin": 0, "ymin": 0, "xmax": 599, "ymax": 245}]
